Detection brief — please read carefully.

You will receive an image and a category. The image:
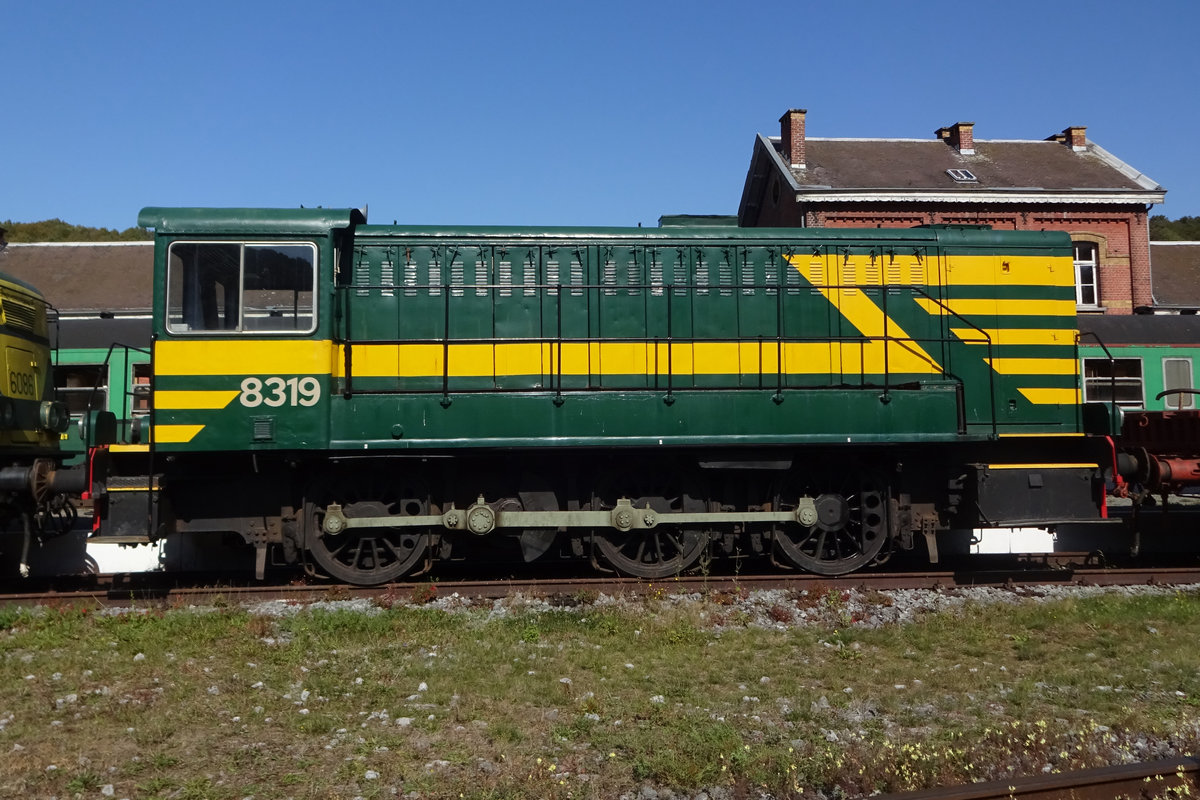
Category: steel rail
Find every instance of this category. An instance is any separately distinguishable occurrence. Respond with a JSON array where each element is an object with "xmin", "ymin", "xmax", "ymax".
[
  {"xmin": 877, "ymin": 755, "xmax": 1200, "ymax": 800},
  {"xmin": 5, "ymin": 565, "xmax": 1200, "ymax": 609}
]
